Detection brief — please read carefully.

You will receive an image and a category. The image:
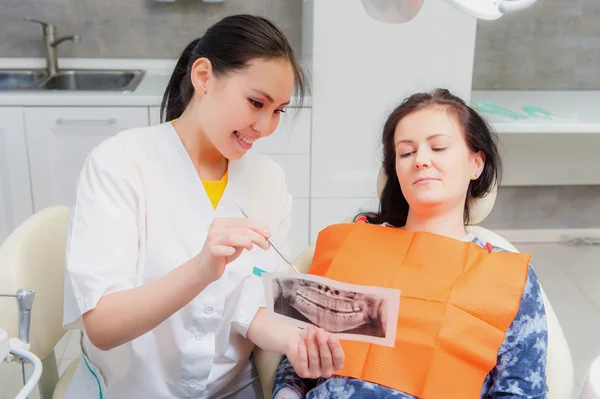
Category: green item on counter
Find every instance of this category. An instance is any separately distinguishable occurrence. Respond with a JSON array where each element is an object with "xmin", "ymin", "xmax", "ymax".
[
  {"xmin": 474, "ymin": 101, "xmax": 567, "ymax": 121},
  {"xmin": 473, "ymin": 101, "xmax": 529, "ymax": 120},
  {"xmin": 522, "ymin": 105, "xmax": 555, "ymax": 119}
]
